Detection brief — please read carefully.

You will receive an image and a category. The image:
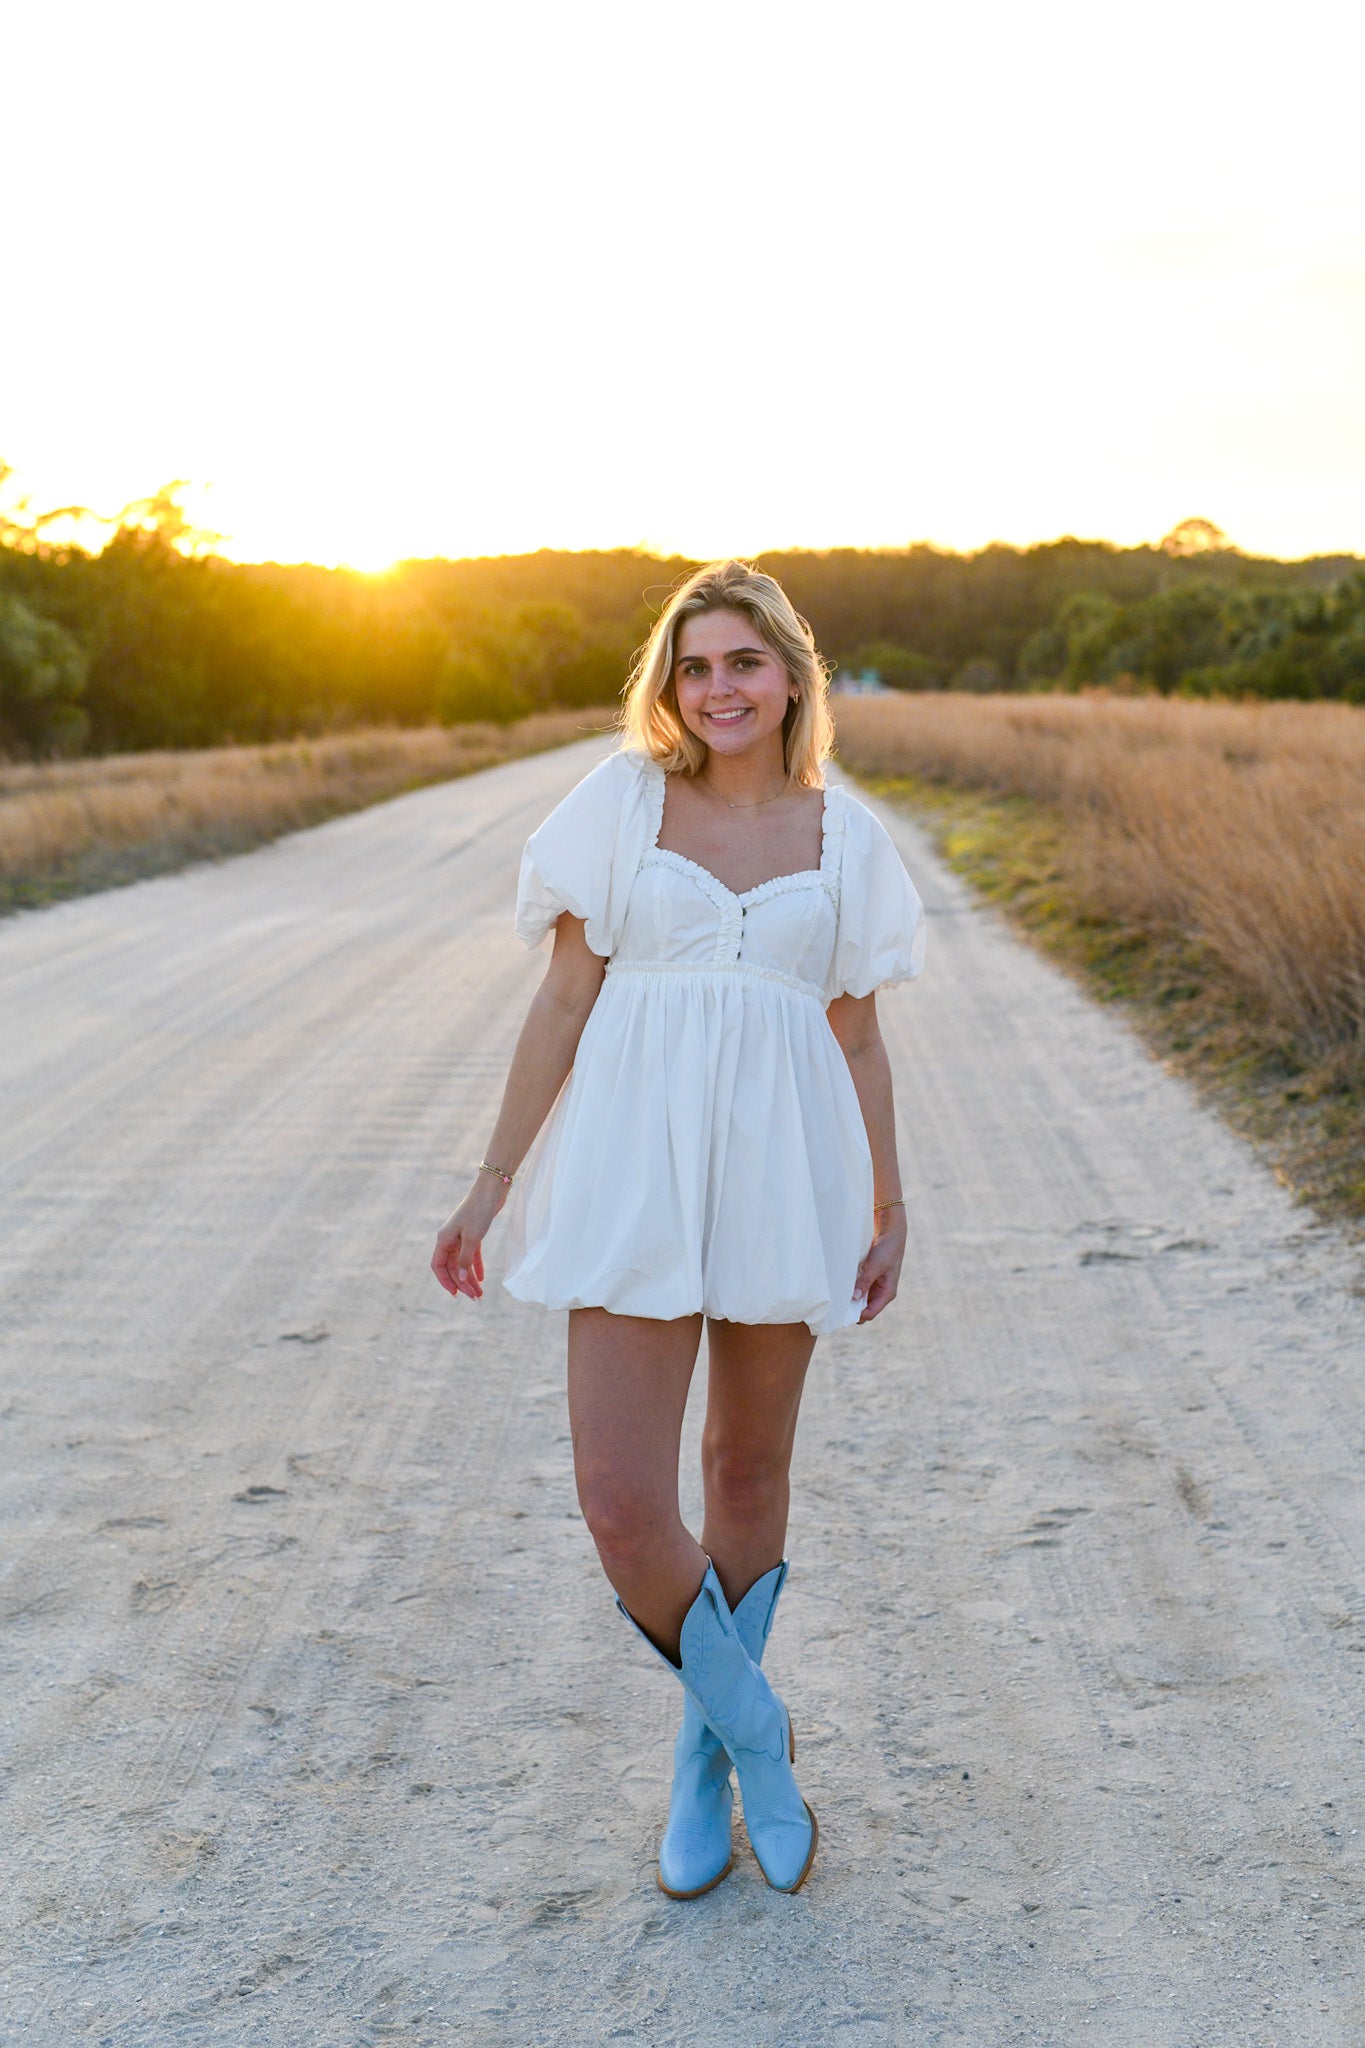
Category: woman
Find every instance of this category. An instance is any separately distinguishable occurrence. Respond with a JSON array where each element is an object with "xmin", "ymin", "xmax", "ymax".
[{"xmin": 431, "ymin": 560, "xmax": 925, "ymax": 1898}]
